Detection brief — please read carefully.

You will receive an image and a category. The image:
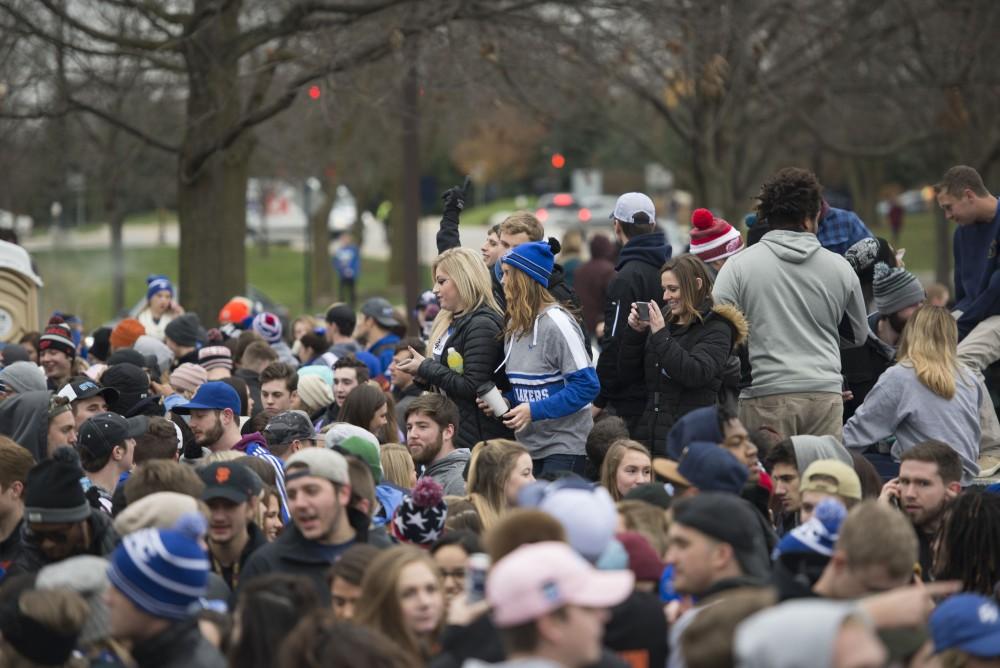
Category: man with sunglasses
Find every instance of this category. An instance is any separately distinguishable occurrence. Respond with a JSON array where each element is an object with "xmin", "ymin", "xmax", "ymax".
[{"xmin": 7, "ymin": 449, "xmax": 118, "ymax": 577}]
